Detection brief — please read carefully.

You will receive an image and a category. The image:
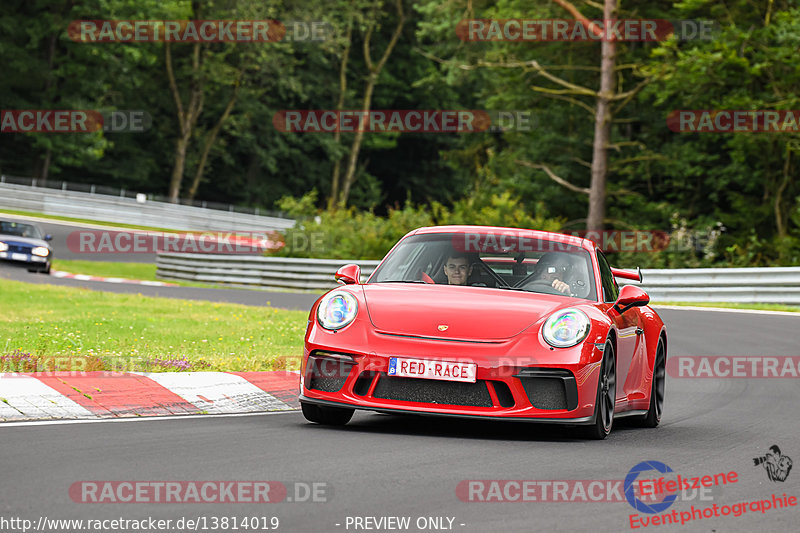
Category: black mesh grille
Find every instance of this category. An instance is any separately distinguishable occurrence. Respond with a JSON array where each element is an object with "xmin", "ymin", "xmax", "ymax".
[
  {"xmin": 373, "ymin": 375, "xmax": 493, "ymax": 407},
  {"xmin": 7, "ymin": 244, "xmax": 31, "ymax": 254},
  {"xmin": 307, "ymin": 355, "xmax": 355, "ymax": 392},
  {"xmin": 519, "ymin": 378, "xmax": 568, "ymax": 410}
]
